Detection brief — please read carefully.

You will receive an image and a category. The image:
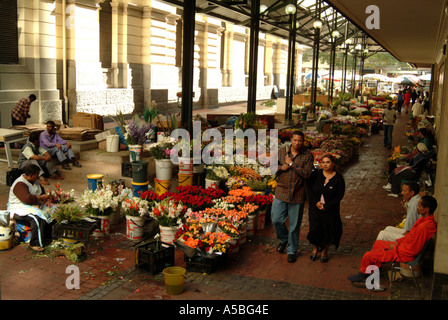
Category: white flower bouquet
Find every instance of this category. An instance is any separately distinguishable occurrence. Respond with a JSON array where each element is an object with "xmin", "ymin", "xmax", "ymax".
[{"xmin": 80, "ymin": 186, "xmax": 120, "ymax": 216}]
